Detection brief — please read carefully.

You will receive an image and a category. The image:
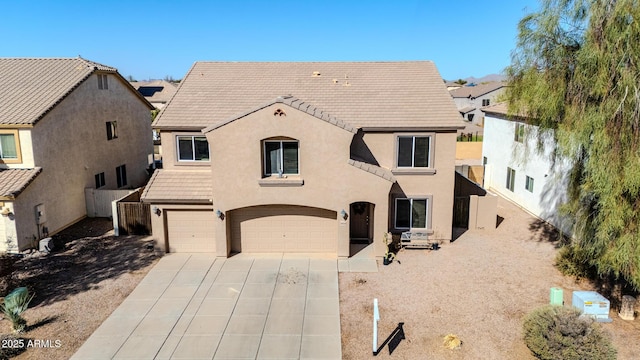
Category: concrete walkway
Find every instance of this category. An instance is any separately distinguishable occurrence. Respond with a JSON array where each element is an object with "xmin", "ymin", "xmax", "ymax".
[{"xmin": 71, "ymin": 253, "xmax": 345, "ymax": 360}]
